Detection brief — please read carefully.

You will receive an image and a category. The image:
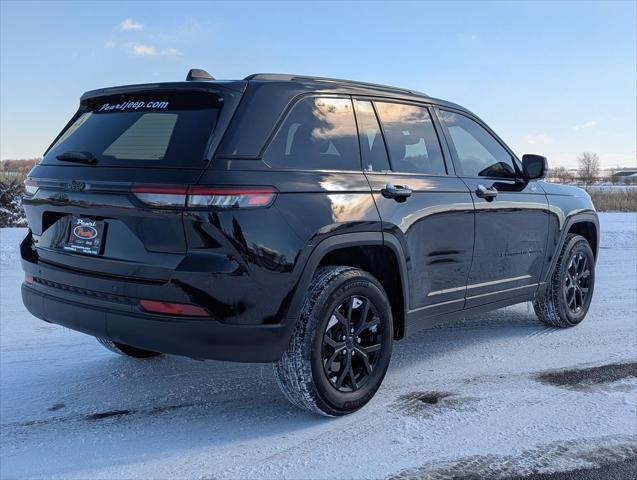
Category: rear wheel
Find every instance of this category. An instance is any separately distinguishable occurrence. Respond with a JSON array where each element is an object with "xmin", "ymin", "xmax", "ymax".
[
  {"xmin": 275, "ymin": 266, "xmax": 393, "ymax": 416},
  {"xmin": 534, "ymin": 234, "xmax": 595, "ymax": 327},
  {"xmin": 97, "ymin": 338, "xmax": 162, "ymax": 358}
]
